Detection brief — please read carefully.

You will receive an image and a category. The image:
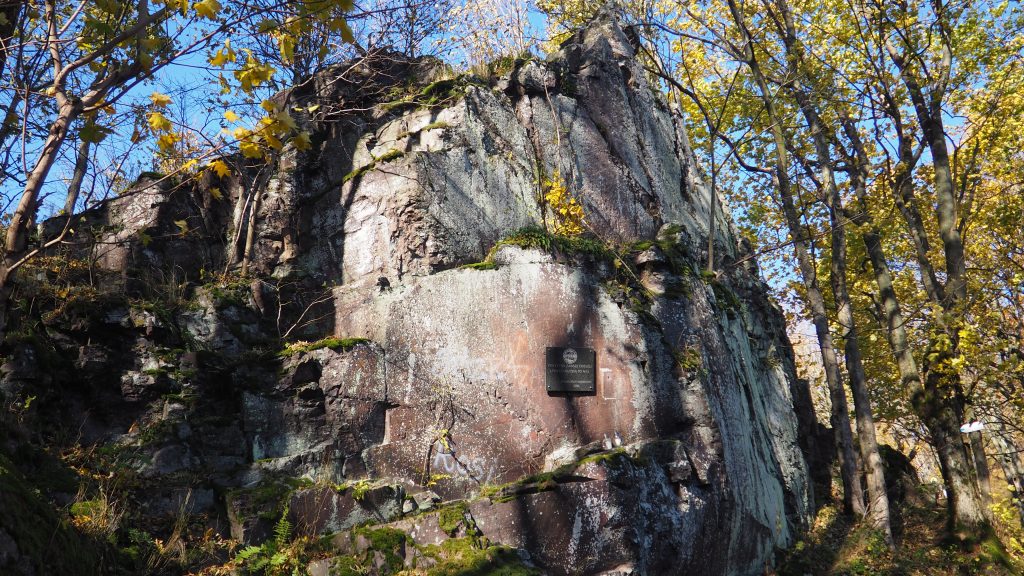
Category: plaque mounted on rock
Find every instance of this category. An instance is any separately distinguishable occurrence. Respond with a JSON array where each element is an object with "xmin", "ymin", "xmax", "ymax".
[{"xmin": 546, "ymin": 347, "xmax": 596, "ymax": 393}]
